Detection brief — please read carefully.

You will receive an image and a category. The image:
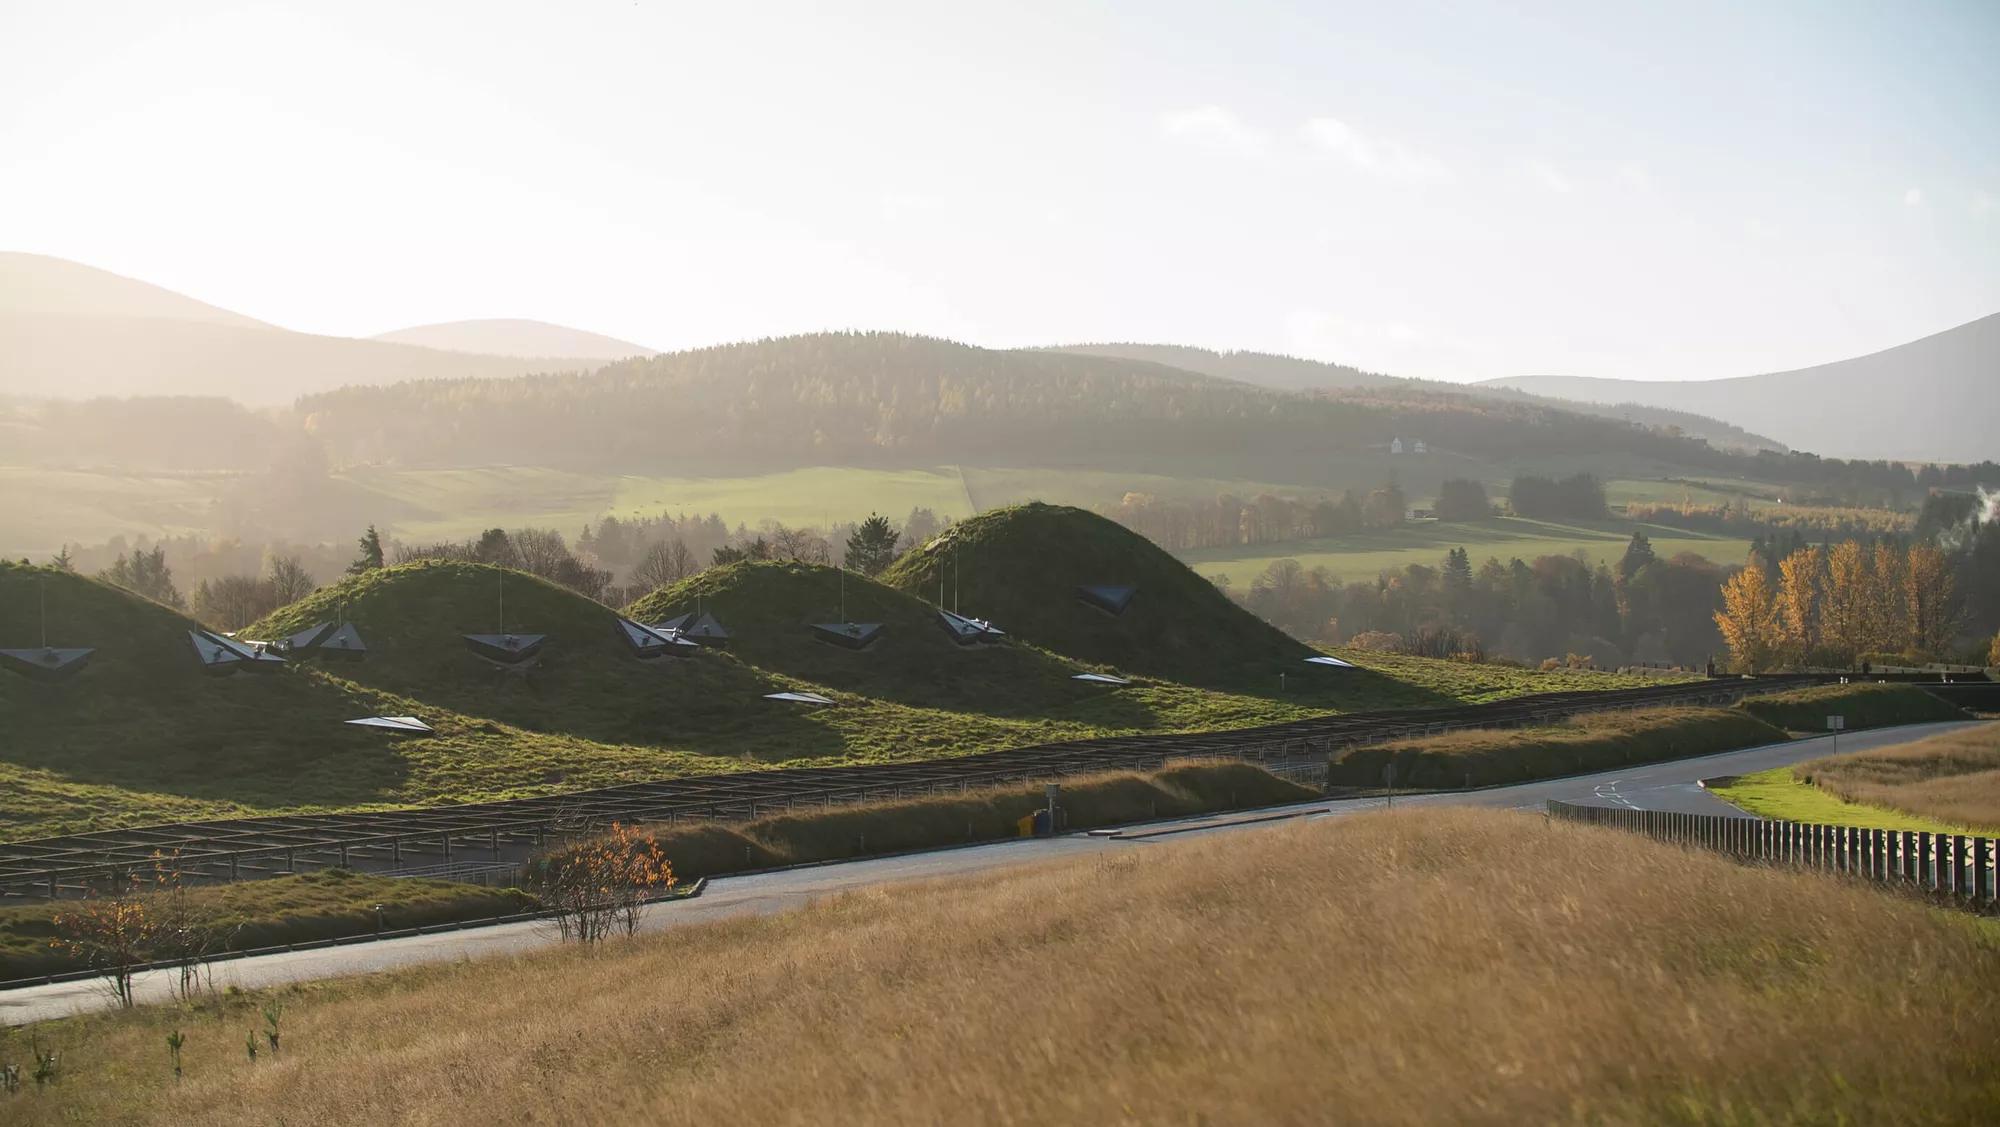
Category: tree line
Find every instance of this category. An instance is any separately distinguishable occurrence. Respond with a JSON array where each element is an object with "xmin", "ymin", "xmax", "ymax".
[
  {"xmin": 1230, "ymin": 533, "xmax": 1730, "ymax": 668},
  {"xmin": 1715, "ymin": 540, "xmax": 1969, "ymax": 671}
]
